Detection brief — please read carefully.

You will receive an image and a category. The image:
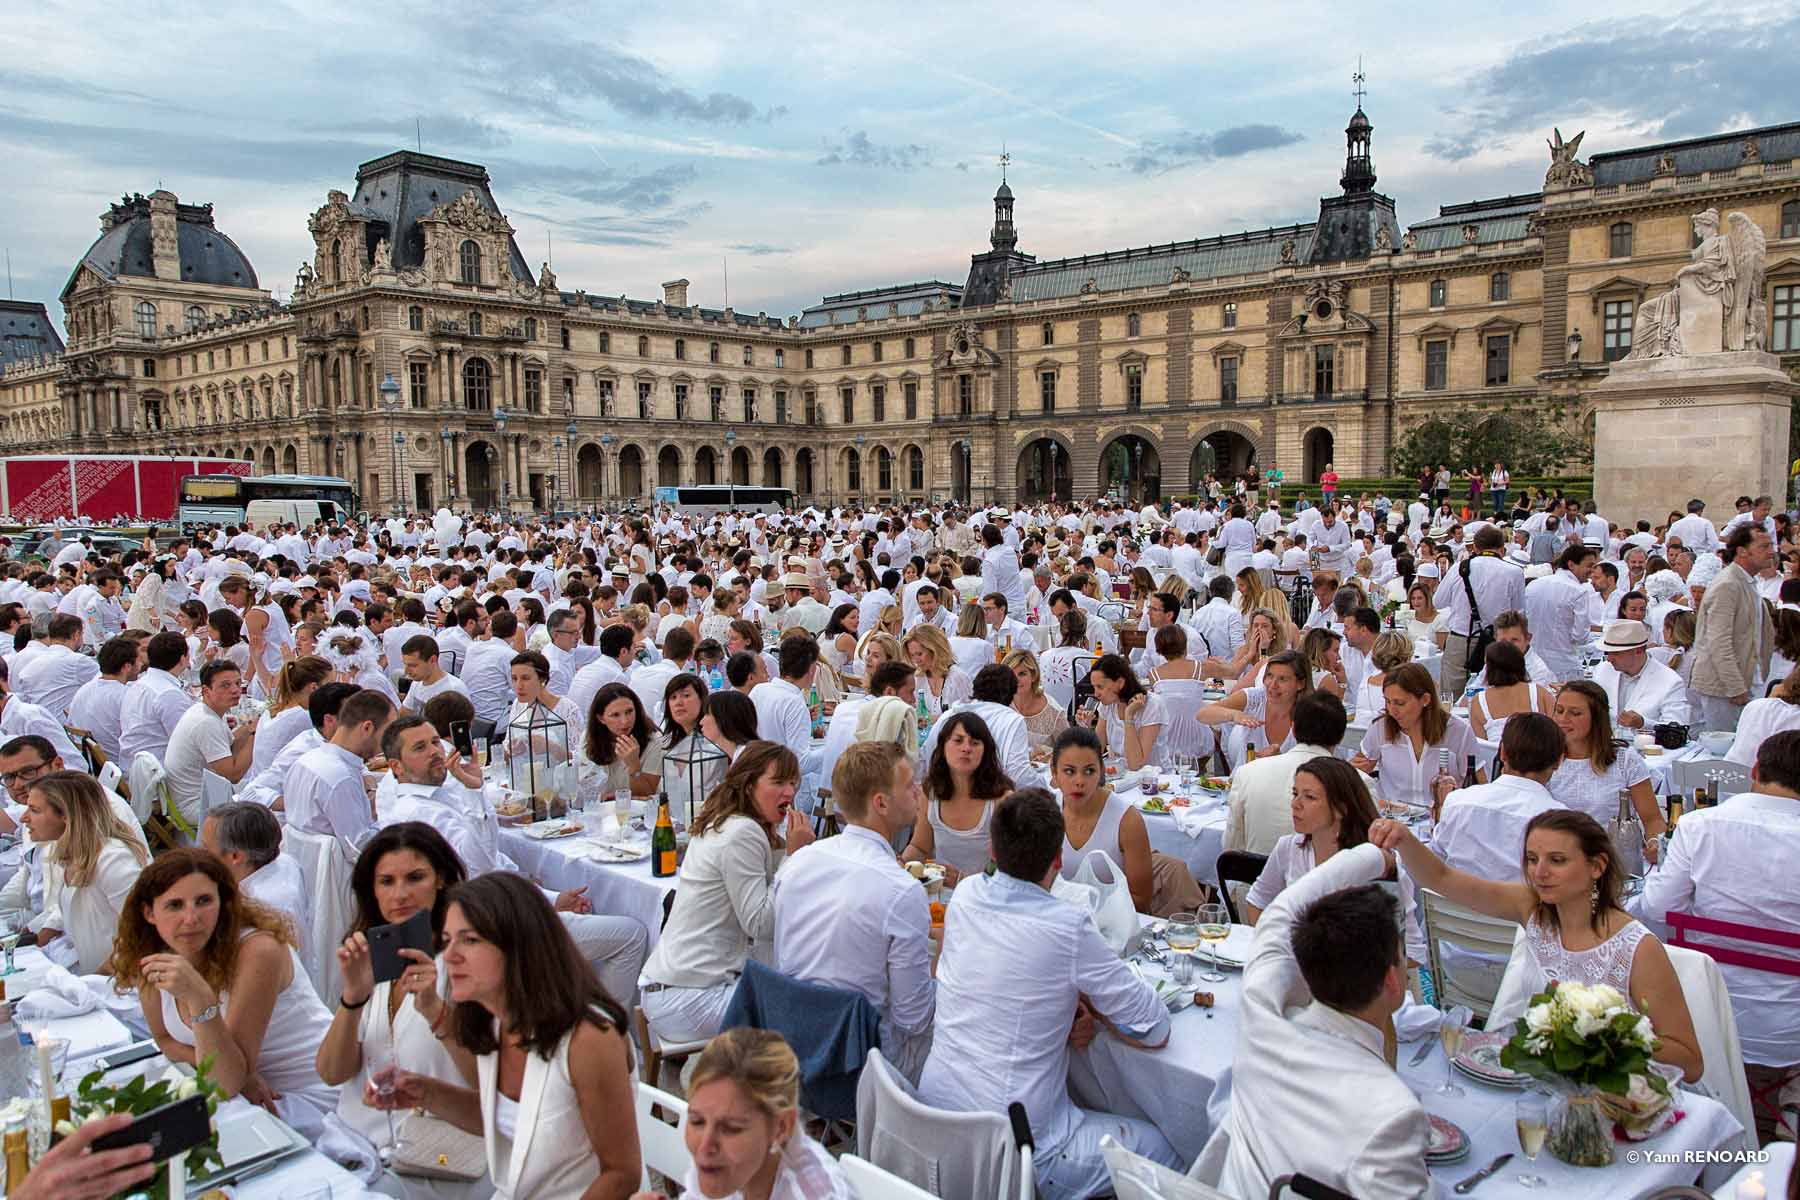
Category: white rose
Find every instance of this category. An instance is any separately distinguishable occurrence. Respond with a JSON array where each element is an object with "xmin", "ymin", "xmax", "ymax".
[
  {"xmin": 1632, "ymin": 1015, "xmax": 1656, "ymax": 1047},
  {"xmin": 1573, "ymin": 1010, "xmax": 1607, "ymax": 1039},
  {"xmin": 1591, "ymin": 984, "xmax": 1627, "ymax": 1012},
  {"xmin": 1523, "ymin": 1033, "xmax": 1549, "ymax": 1055},
  {"xmin": 1525, "ymin": 1003, "xmax": 1555, "ymax": 1035},
  {"xmin": 1561, "ymin": 984, "xmax": 1605, "ymax": 1018},
  {"xmin": 174, "ymin": 1077, "xmax": 200, "ymax": 1100},
  {"xmin": 1385, "ymin": 579, "xmax": 1407, "ymax": 604}
]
